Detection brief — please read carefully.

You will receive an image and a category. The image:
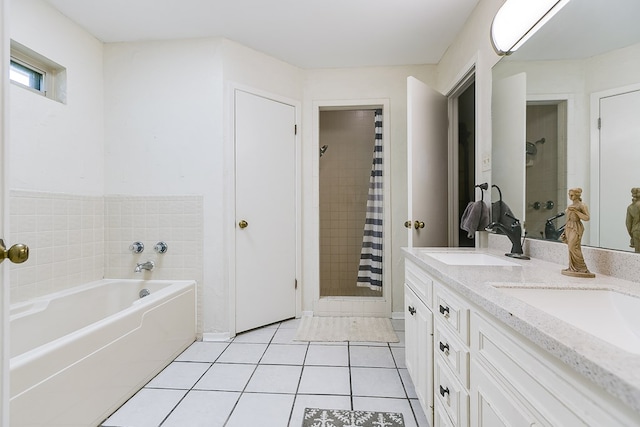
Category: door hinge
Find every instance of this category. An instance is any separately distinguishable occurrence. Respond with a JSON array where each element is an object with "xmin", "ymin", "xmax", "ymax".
[
  {"xmin": 295, "ymin": 278, "xmax": 298, "ymax": 289},
  {"xmin": 598, "ymin": 117, "xmax": 601, "ymax": 129},
  {"xmin": 294, "ymin": 124, "xmax": 298, "ymax": 135}
]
